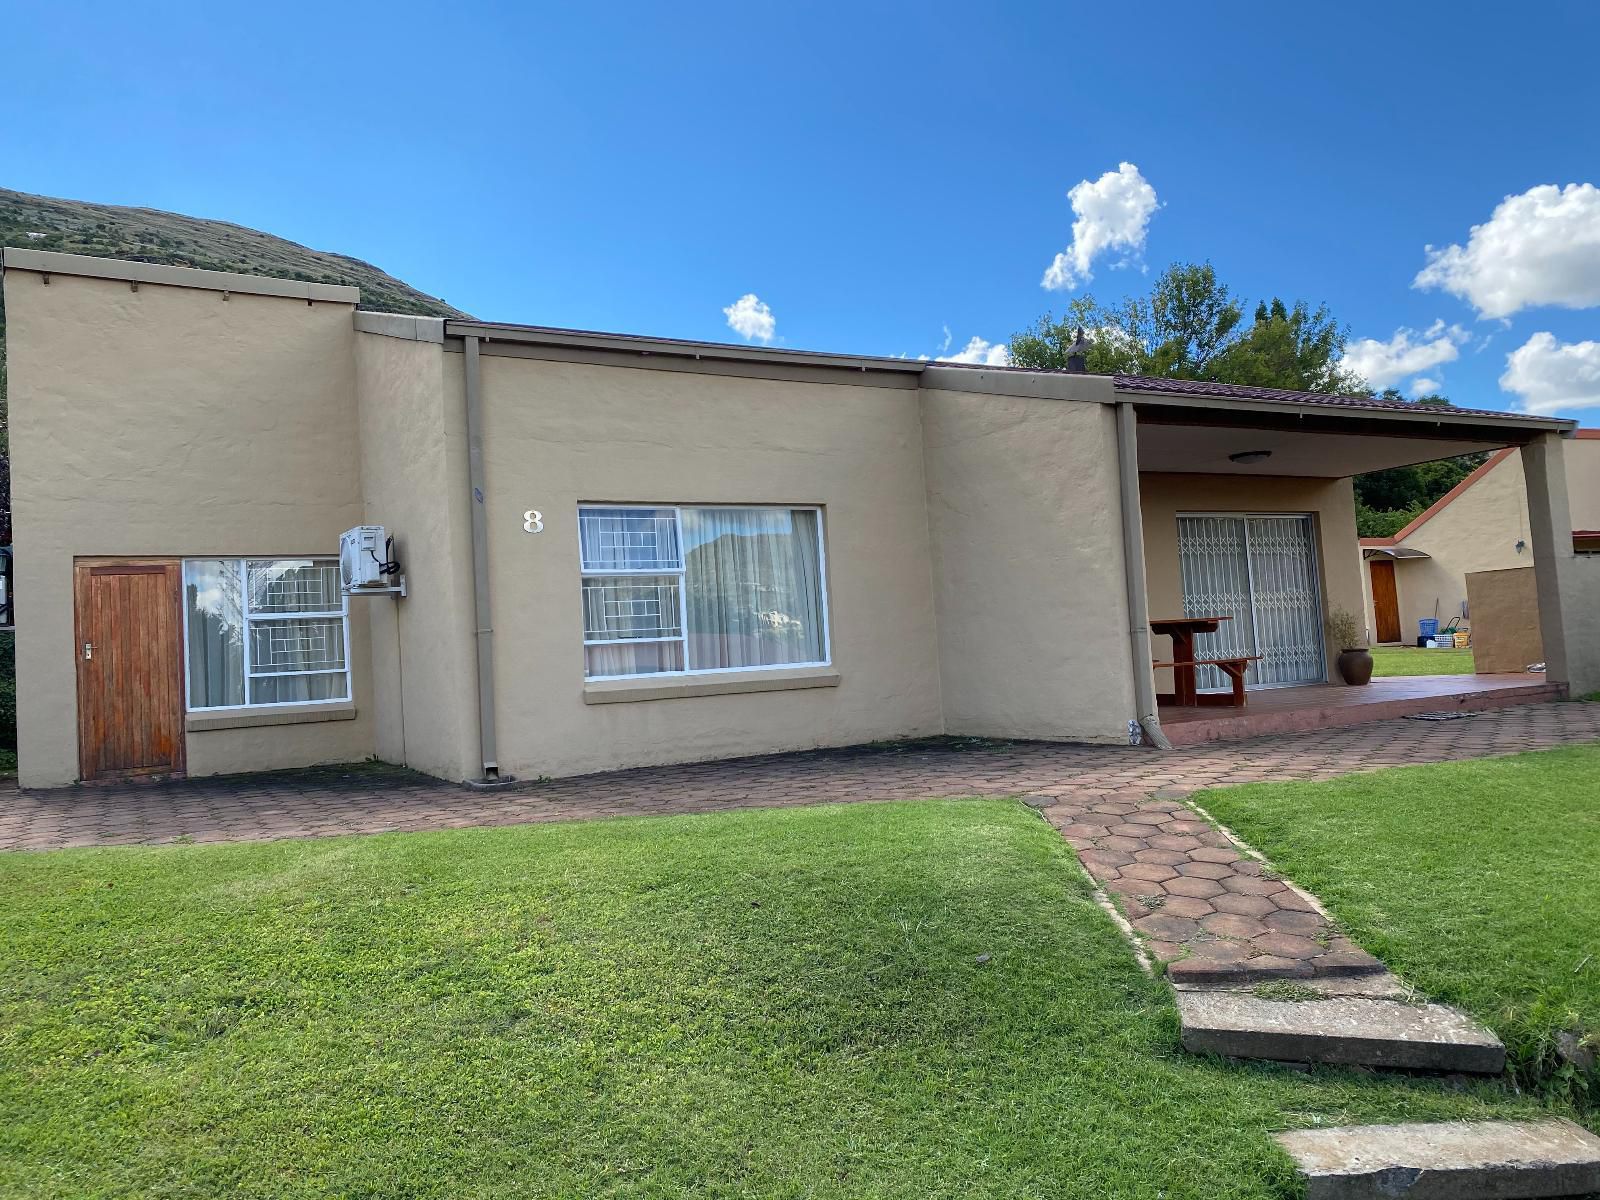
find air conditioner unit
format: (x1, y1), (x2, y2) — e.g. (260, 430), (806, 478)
(340, 525), (387, 590)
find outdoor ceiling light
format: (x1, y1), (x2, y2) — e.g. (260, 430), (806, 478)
(1229, 449), (1273, 465)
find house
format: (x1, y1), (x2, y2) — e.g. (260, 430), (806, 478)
(1360, 434), (1600, 645)
(3, 248), (1594, 789)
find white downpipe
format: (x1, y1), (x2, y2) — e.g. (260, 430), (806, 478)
(463, 336), (500, 780)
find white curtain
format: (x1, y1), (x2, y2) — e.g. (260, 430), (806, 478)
(186, 560), (246, 707)
(681, 508), (824, 670)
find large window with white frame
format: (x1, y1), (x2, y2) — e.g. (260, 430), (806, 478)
(183, 559), (351, 709)
(579, 505), (829, 679)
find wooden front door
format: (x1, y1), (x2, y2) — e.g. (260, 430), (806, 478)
(1370, 559), (1401, 644)
(74, 560), (186, 781)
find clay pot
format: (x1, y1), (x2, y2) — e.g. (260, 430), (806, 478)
(1336, 648), (1374, 686)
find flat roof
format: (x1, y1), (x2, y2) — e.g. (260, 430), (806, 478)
(0, 249), (1575, 436)
(446, 317), (1574, 433)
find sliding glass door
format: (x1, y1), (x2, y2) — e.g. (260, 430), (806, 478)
(1176, 514), (1325, 690)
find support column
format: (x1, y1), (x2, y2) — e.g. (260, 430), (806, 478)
(1520, 432), (1576, 690)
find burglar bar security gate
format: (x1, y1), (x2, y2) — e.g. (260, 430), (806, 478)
(1176, 514), (1325, 691)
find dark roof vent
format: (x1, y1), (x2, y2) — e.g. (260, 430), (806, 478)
(1065, 327), (1090, 374)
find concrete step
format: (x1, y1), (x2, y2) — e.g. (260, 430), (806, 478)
(1160, 682), (1562, 748)
(1175, 988), (1506, 1073)
(1275, 1119), (1600, 1199)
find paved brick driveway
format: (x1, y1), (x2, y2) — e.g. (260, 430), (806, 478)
(3, 701), (1598, 852)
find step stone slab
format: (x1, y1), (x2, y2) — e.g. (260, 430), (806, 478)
(1274, 1119), (1600, 1200)
(1176, 990), (1506, 1073)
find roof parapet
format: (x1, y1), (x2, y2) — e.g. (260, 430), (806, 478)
(0, 246), (360, 304)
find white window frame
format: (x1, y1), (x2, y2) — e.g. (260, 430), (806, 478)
(181, 557), (353, 712)
(579, 503), (831, 681)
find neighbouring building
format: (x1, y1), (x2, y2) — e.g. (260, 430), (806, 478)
(4, 248), (1594, 788)
(1360, 434), (1600, 645)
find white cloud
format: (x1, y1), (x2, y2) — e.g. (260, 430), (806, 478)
(1410, 377), (1441, 395)
(1414, 182), (1600, 319)
(1499, 331), (1600, 415)
(1041, 162), (1159, 291)
(722, 293), (776, 343)
(1341, 322), (1470, 390)
(939, 324), (952, 354)
(936, 335), (1011, 366)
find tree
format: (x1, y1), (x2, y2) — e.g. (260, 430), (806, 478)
(1010, 262), (1489, 537)
(1010, 262), (1364, 394)
(1010, 262), (1245, 377)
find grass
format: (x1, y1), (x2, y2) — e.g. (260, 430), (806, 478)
(1198, 746), (1600, 1115)
(1370, 644), (1475, 675)
(0, 800), (1541, 1199)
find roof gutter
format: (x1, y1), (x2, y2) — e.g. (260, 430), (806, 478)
(1115, 402), (1170, 749)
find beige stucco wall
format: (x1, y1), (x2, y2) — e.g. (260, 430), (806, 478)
(921, 389), (1134, 742)
(1140, 474), (1364, 688)
(1389, 453), (1532, 641)
(473, 354), (945, 779)
(5, 269), (375, 786)
(354, 332), (479, 781)
(1371, 437), (1598, 646)
(1464, 567), (1542, 673)
(1564, 437), (1600, 530)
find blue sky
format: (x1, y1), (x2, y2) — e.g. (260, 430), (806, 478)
(7, 1), (1599, 417)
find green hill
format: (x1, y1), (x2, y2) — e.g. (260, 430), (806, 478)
(0, 187), (472, 543)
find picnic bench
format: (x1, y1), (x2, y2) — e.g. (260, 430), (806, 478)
(1150, 615), (1261, 708)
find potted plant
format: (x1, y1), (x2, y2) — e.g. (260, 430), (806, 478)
(1326, 608), (1373, 685)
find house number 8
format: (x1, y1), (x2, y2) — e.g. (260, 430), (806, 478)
(523, 510), (545, 534)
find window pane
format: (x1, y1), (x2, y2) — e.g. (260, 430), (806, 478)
(582, 576), (682, 641)
(249, 617), (346, 674)
(250, 672), (350, 705)
(248, 560), (342, 613)
(682, 508), (825, 670)
(579, 508), (681, 571)
(585, 641), (684, 678)
(184, 560), (245, 708)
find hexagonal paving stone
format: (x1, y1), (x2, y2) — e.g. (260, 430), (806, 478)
(1212, 892), (1279, 917)
(1146, 940), (1185, 962)
(1121, 862), (1180, 882)
(1106, 823), (1156, 839)
(1186, 939), (1252, 963)
(1188, 846), (1243, 865)
(1160, 819), (1214, 836)
(1158, 895), (1217, 919)
(1252, 932), (1323, 959)
(1201, 912), (1268, 940)
(1166, 876), (1226, 899)
(1272, 888), (1321, 912)
(1133, 913), (1201, 942)
(1058, 823), (1111, 840)
(1122, 811), (1169, 825)
(1099, 835), (1148, 853)
(1221, 875), (1287, 896)
(1176, 860), (1234, 880)
(1133, 848), (1190, 867)
(1260, 908), (1326, 935)
(1147, 834), (1204, 851)
(1080, 849), (1136, 870)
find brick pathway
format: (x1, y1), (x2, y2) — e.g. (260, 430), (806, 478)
(1047, 791), (1384, 982)
(3, 702), (1598, 855)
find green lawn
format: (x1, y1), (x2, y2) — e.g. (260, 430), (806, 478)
(1370, 644), (1475, 675)
(0, 800), (1538, 1199)
(1198, 746), (1600, 1113)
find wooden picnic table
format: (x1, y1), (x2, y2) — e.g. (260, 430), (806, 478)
(1150, 615), (1257, 708)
